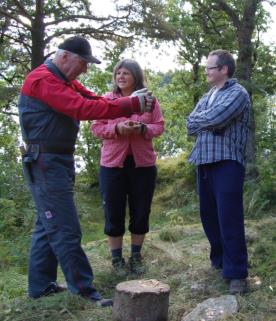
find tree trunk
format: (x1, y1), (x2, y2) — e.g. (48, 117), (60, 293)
(31, 0), (45, 69)
(192, 61), (200, 105)
(221, 0), (259, 178)
(235, 1), (259, 178)
(113, 279), (170, 321)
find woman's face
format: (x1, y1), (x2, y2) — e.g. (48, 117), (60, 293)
(115, 67), (136, 96)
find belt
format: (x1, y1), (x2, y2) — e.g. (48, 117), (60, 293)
(26, 143), (75, 155)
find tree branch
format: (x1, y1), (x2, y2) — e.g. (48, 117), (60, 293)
(0, 109), (19, 117)
(11, 0), (33, 20)
(0, 8), (32, 30)
(214, 0), (241, 29)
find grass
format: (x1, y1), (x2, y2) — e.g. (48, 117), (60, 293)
(1, 218), (275, 321)
(0, 155), (275, 321)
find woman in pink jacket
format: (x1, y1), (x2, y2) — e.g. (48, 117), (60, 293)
(91, 59), (164, 275)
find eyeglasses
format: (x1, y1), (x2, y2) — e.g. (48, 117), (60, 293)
(205, 66), (219, 71)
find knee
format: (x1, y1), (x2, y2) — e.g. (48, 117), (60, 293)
(104, 224), (125, 237)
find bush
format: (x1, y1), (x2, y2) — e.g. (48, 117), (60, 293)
(0, 198), (22, 238)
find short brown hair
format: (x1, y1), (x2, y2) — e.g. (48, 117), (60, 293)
(209, 50), (236, 77)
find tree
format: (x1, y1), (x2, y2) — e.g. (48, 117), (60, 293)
(189, 0), (272, 176)
(0, 0), (136, 70)
(162, 0), (273, 176)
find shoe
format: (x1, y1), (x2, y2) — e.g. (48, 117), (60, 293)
(229, 279), (247, 295)
(86, 290), (113, 308)
(129, 252), (145, 275)
(112, 257), (128, 276)
(40, 282), (67, 297)
(95, 298), (113, 307)
(54, 284), (67, 293)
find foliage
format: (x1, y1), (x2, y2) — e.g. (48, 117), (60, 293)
(0, 199), (21, 237)
(75, 121), (101, 186)
(0, 0), (138, 69)
(145, 70), (196, 156)
(251, 45), (276, 96)
(257, 155), (276, 207)
(0, 113), (27, 199)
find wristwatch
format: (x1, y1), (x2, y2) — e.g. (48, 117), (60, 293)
(140, 122), (147, 135)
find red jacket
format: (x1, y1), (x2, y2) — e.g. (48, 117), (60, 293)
(18, 60), (142, 148)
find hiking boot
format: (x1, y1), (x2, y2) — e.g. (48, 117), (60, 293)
(94, 298), (113, 307)
(229, 279), (247, 295)
(38, 282), (67, 298)
(129, 252), (146, 275)
(86, 290), (113, 308)
(112, 257), (128, 276)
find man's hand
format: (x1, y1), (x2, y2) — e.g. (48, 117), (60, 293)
(131, 88), (155, 113)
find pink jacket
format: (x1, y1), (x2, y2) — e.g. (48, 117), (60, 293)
(91, 92), (164, 168)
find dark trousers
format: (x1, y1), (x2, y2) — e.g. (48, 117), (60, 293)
(26, 153), (98, 298)
(198, 160), (248, 279)
(100, 156), (157, 236)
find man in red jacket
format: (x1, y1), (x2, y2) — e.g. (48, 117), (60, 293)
(18, 36), (153, 307)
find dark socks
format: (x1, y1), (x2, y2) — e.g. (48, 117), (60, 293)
(111, 248), (122, 258)
(131, 244), (142, 255)
(112, 245), (142, 258)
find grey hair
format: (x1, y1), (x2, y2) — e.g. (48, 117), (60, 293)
(55, 48), (78, 59)
(55, 48), (65, 58)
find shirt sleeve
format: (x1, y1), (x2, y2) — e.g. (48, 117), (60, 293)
(187, 86), (249, 135)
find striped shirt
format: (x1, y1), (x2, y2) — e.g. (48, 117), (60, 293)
(187, 78), (250, 166)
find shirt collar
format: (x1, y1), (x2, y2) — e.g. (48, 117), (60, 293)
(209, 78), (237, 94)
(44, 58), (69, 82)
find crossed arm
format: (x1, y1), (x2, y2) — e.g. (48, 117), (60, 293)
(187, 88), (249, 135)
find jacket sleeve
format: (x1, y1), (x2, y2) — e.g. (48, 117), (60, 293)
(187, 87), (249, 135)
(91, 92), (123, 139)
(143, 100), (165, 140)
(22, 75), (141, 120)
(91, 100), (165, 140)
(91, 119), (120, 139)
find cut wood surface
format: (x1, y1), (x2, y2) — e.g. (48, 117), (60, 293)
(113, 279), (170, 321)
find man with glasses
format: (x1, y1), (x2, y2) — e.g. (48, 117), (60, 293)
(18, 36), (154, 306)
(187, 49), (250, 295)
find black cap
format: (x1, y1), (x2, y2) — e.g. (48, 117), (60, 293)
(58, 36), (101, 64)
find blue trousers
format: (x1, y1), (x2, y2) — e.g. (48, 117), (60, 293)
(26, 153), (99, 299)
(198, 160), (248, 279)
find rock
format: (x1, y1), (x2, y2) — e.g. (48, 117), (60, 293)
(181, 295), (238, 321)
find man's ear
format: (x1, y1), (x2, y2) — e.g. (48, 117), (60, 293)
(62, 50), (69, 61)
(221, 65), (229, 76)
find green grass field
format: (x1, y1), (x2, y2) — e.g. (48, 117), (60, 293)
(0, 156), (275, 321)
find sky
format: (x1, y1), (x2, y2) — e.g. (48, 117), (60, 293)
(91, 1), (276, 73)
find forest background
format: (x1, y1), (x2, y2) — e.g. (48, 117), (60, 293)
(0, 1), (275, 321)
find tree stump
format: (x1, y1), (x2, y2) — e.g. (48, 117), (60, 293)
(113, 279), (170, 321)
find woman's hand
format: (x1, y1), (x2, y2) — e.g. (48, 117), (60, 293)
(116, 120), (146, 136)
